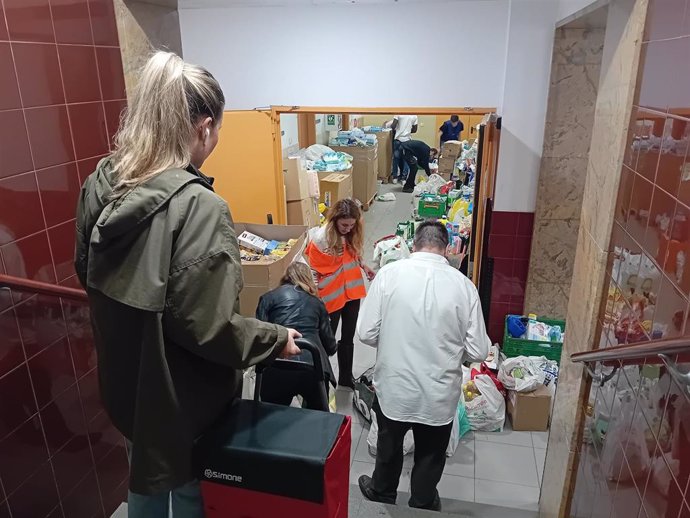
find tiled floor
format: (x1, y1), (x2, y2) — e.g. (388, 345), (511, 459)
(111, 183), (545, 517)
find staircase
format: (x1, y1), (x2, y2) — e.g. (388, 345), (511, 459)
(350, 486), (538, 518)
(111, 486), (539, 518)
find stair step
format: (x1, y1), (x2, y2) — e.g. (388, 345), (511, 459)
(349, 485), (538, 518)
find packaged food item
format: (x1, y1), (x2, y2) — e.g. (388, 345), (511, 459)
(238, 231), (270, 254)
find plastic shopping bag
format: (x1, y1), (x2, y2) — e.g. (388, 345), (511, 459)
(373, 235), (411, 269)
(498, 356), (546, 393)
(367, 409), (415, 457)
(464, 374), (506, 432)
(601, 396), (650, 481)
(458, 398), (472, 439)
(241, 367), (256, 400)
(446, 411), (460, 457)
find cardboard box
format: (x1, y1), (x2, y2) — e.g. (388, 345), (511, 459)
(438, 156), (455, 179)
(320, 172), (353, 207)
(507, 385), (552, 432)
(366, 130), (392, 182)
(283, 157), (310, 201)
(441, 140), (463, 160)
(331, 145), (378, 206)
(286, 198), (319, 227)
(235, 223), (308, 316)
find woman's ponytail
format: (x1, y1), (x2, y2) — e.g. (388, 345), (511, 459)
(110, 51), (225, 195)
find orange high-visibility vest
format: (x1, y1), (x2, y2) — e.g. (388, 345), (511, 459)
(305, 241), (366, 313)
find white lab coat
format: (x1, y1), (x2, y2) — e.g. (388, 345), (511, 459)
(356, 252), (490, 426)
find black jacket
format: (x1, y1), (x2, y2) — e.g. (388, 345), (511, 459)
(256, 284), (338, 386)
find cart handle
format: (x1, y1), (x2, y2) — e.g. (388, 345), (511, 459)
(254, 338), (325, 400)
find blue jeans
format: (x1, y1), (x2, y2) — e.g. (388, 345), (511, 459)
(126, 441), (204, 518)
(128, 482), (204, 518)
(392, 140), (410, 180)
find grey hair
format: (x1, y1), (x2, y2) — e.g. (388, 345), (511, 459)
(414, 221), (449, 251)
(110, 51), (225, 196)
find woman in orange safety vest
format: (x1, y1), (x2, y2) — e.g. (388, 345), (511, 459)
(304, 199), (375, 389)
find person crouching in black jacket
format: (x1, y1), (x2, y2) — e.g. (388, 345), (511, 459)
(256, 262), (338, 409)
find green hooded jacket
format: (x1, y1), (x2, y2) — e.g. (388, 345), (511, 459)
(74, 158), (288, 495)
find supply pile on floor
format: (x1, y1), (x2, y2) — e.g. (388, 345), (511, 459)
(283, 138), (378, 219)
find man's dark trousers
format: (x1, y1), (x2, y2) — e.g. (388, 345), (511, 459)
(370, 399), (453, 509)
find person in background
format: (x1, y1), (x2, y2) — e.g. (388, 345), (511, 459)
(256, 262), (338, 409)
(390, 114), (418, 183)
(400, 140), (435, 194)
(439, 115), (464, 147)
(303, 199), (375, 389)
(356, 221), (490, 512)
(75, 51), (301, 518)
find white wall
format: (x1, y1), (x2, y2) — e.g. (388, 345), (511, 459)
(557, 0), (602, 21)
(494, 0), (558, 212)
(279, 114), (299, 157)
(179, 1), (509, 109)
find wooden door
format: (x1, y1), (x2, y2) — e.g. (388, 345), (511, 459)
(202, 110), (286, 224)
(468, 114), (484, 142)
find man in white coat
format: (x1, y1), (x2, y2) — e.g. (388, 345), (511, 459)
(356, 221), (490, 512)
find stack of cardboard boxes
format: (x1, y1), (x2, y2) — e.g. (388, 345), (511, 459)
(318, 169), (353, 209)
(365, 129), (393, 184)
(284, 157), (320, 227)
(438, 140), (462, 180)
(331, 144), (378, 209)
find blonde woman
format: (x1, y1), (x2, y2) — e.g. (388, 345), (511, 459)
(74, 51), (300, 518)
(304, 199), (375, 389)
(256, 262), (338, 408)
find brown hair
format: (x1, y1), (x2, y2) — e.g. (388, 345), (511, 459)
(325, 199), (363, 257)
(281, 262), (319, 298)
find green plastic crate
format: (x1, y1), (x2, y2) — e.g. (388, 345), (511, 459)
(501, 315), (566, 365)
(418, 195), (446, 218)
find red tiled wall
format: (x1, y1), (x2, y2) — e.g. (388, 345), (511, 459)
(0, 1), (128, 517)
(486, 210), (534, 344)
(572, 2), (690, 517)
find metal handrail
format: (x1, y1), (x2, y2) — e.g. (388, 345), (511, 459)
(570, 337), (690, 364)
(572, 337), (690, 392)
(0, 274), (88, 302)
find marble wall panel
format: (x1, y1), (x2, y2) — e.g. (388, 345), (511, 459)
(113, 0), (183, 98)
(539, 1), (649, 517)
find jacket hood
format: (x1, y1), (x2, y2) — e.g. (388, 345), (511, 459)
(77, 158), (212, 311)
(89, 159), (204, 247)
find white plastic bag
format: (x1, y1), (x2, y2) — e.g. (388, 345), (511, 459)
(465, 374), (506, 432)
(376, 193), (397, 202)
(373, 236), (410, 269)
(367, 409), (415, 456)
(498, 356), (546, 393)
(601, 396), (650, 481)
(651, 455), (678, 497)
(446, 411), (460, 457)
(413, 173), (447, 197)
(241, 367), (256, 400)
(529, 356), (559, 387)
(305, 144), (335, 161)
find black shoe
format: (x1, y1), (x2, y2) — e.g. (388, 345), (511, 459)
(402, 187), (414, 193)
(358, 475), (396, 505)
(410, 491), (442, 512)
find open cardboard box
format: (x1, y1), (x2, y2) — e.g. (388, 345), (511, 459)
(235, 223), (308, 317)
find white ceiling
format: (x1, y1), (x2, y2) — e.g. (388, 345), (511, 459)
(179, 0), (487, 9)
